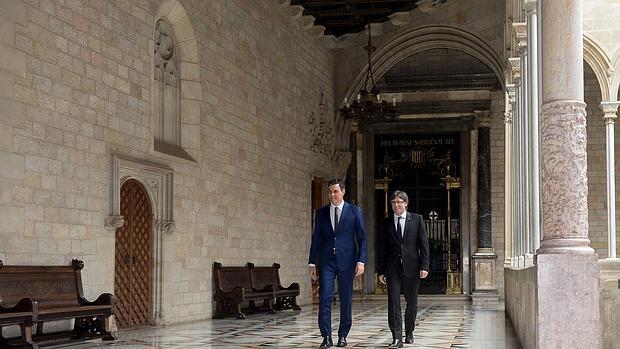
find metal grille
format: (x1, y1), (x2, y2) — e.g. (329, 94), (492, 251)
(115, 179), (153, 328)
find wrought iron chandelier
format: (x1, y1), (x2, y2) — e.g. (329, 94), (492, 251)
(339, 24), (399, 128)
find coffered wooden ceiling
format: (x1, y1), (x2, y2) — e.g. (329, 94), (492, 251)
(290, 0), (447, 37)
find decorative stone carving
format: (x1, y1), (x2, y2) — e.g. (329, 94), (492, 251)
(104, 215), (125, 231)
(474, 110), (492, 128)
(333, 151), (352, 180)
(600, 101), (619, 124)
(154, 20), (177, 87)
(512, 22), (527, 55)
(524, 0), (537, 15)
(539, 101), (590, 243)
(157, 220), (176, 235)
(309, 92), (334, 157)
(508, 58), (521, 85)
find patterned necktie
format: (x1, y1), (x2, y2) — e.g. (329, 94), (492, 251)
(397, 216), (403, 238)
(334, 207), (339, 231)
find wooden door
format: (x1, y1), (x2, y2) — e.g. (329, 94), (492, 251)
(115, 179), (153, 328)
(311, 177), (323, 304)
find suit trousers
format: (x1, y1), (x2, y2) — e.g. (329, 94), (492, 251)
(386, 264), (420, 339)
(318, 255), (354, 338)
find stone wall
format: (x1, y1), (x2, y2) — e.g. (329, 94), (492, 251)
(0, 0), (336, 324)
(504, 267), (537, 349)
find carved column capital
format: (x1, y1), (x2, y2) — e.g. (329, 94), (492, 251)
(474, 110), (492, 128)
(508, 58), (521, 85)
(524, 0), (537, 15)
(599, 101), (619, 124)
(512, 22), (528, 55)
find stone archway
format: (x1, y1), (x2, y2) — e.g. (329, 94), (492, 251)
(334, 25), (504, 150)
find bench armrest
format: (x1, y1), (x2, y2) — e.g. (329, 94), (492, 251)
(214, 286), (244, 300)
(0, 298), (38, 314)
(280, 282), (300, 291)
(253, 284), (275, 294)
(79, 292), (114, 306)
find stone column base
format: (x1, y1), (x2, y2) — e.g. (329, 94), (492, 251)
(537, 253), (601, 348)
(598, 258), (620, 349)
(471, 248), (499, 304)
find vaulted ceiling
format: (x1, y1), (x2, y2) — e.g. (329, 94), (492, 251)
(290, 0), (447, 37)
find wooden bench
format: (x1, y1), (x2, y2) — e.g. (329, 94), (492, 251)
(0, 259), (115, 348)
(212, 262), (275, 319)
(0, 298), (38, 348)
(247, 263), (301, 311)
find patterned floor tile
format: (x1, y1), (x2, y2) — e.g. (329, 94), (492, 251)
(39, 298), (520, 349)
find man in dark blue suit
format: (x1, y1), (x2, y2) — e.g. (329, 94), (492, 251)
(308, 178), (368, 348)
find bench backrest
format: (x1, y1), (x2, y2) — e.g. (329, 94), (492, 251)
(0, 260), (84, 308)
(247, 263), (281, 289)
(213, 262), (252, 292)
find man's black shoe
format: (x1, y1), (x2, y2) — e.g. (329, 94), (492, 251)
(388, 338), (403, 348)
(404, 332), (414, 344)
(320, 336), (333, 348)
(336, 337), (347, 347)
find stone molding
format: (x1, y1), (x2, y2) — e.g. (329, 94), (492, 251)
(539, 100), (593, 253)
(106, 155), (175, 234)
(584, 35), (612, 101)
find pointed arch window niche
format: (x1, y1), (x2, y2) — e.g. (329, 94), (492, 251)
(154, 19), (194, 161)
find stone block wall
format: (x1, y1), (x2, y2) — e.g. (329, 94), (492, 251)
(0, 0), (336, 324)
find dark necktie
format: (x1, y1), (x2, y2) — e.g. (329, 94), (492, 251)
(334, 207), (339, 231)
(397, 216), (403, 238)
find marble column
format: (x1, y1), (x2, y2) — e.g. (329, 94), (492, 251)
(508, 57), (521, 267)
(504, 86), (515, 268)
(600, 101), (619, 259)
(514, 21), (531, 264)
(525, 0), (541, 255)
(537, 0), (601, 347)
(471, 111), (498, 301)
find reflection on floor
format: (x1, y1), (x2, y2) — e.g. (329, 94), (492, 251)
(47, 297), (521, 348)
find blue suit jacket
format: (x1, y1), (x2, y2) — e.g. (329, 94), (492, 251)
(308, 202), (368, 272)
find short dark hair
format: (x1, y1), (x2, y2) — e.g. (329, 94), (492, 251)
(328, 178), (345, 191)
(390, 190), (408, 204)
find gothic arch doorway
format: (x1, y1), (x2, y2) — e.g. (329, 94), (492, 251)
(115, 179), (153, 328)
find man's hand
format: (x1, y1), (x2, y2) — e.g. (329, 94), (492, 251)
(378, 274), (387, 285)
(420, 270), (428, 279)
(309, 266), (318, 281)
(355, 263), (365, 277)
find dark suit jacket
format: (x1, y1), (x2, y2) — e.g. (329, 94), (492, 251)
(308, 202), (368, 273)
(376, 212), (430, 278)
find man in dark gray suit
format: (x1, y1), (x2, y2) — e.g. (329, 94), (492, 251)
(377, 190), (430, 348)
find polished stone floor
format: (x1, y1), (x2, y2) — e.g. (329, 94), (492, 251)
(46, 297), (521, 348)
